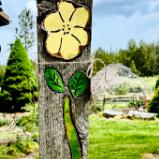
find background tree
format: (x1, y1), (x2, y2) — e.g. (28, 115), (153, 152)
(93, 40), (159, 76)
(93, 48), (116, 74)
(0, 65), (5, 86)
(16, 9), (34, 51)
(130, 60), (138, 74)
(0, 39), (37, 112)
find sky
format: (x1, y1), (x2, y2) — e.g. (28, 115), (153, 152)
(0, 0), (159, 65)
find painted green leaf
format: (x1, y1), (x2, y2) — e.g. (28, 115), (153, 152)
(64, 95), (81, 159)
(44, 67), (65, 93)
(69, 71), (90, 97)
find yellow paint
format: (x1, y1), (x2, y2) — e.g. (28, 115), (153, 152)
(42, 1), (90, 60)
(59, 1), (75, 22)
(70, 7), (89, 28)
(71, 28), (88, 45)
(44, 12), (63, 32)
(46, 32), (62, 56)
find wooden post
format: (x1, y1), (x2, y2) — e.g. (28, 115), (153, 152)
(37, 0), (92, 158)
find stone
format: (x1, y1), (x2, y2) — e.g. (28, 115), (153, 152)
(103, 110), (125, 118)
(128, 111), (157, 120)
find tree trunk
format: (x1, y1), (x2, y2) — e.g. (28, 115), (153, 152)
(37, 0), (92, 158)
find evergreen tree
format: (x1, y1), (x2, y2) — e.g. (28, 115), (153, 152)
(0, 65), (5, 86)
(0, 39), (35, 112)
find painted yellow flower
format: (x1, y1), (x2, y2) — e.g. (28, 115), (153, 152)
(42, 1), (90, 60)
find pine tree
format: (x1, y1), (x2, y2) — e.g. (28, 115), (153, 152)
(0, 39), (36, 112)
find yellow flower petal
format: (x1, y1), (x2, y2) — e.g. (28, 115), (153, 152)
(71, 28), (88, 46)
(43, 12), (63, 32)
(70, 7), (89, 28)
(60, 34), (80, 60)
(59, 1), (75, 22)
(46, 32), (62, 56)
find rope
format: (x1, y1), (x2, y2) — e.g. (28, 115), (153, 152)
(37, 57), (106, 79)
(37, 60), (91, 65)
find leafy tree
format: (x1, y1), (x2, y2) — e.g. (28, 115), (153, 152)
(16, 9), (34, 51)
(0, 39), (36, 112)
(130, 60), (138, 74)
(93, 40), (159, 76)
(116, 49), (130, 67)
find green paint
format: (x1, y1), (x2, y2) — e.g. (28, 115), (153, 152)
(44, 68), (89, 158)
(64, 95), (81, 159)
(69, 71), (90, 97)
(44, 67), (65, 93)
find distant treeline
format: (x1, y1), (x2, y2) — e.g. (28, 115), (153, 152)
(93, 39), (159, 76)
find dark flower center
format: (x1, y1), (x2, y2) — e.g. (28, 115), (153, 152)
(62, 24), (71, 35)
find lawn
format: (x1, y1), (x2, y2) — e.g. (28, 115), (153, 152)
(0, 113), (159, 159)
(88, 115), (159, 159)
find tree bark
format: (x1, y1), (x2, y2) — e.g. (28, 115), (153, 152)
(37, 0), (92, 158)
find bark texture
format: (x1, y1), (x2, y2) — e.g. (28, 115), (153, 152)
(37, 0), (92, 159)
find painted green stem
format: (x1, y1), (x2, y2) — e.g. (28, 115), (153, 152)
(64, 95), (81, 159)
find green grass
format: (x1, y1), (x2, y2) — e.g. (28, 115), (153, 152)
(104, 102), (128, 109)
(141, 76), (158, 89)
(1, 113), (159, 159)
(88, 115), (159, 159)
(0, 138), (39, 159)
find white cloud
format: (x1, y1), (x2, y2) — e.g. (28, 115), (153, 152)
(26, 0), (37, 16)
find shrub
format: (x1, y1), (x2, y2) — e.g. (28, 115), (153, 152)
(155, 79), (159, 89)
(113, 84), (129, 95)
(148, 88), (159, 115)
(0, 136), (38, 158)
(0, 119), (9, 127)
(129, 87), (142, 93)
(128, 99), (144, 110)
(31, 132), (39, 142)
(16, 104), (38, 132)
(15, 136), (37, 154)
